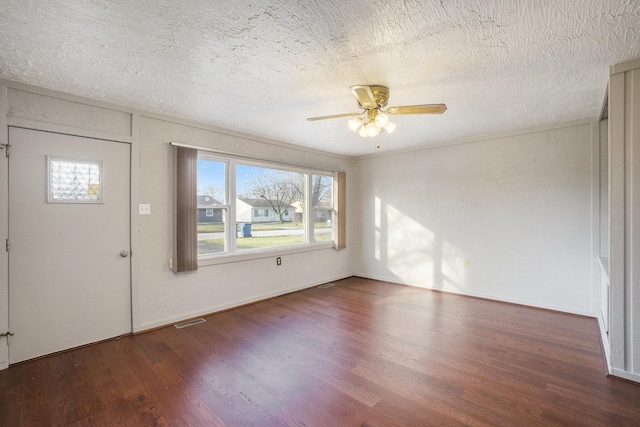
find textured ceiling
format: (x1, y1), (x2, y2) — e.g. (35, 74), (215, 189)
(1, 1), (639, 157)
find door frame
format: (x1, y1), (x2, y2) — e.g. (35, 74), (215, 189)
(0, 80), (141, 369)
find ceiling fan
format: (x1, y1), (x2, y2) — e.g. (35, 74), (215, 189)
(307, 85), (447, 137)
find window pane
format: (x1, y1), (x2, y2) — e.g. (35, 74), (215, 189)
(48, 157), (102, 203)
(312, 174), (333, 242)
(236, 164), (305, 251)
(197, 157), (226, 256)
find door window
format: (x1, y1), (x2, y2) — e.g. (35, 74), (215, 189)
(48, 157), (103, 203)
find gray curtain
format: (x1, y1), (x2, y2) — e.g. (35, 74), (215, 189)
(172, 145), (198, 272)
(334, 171), (346, 250)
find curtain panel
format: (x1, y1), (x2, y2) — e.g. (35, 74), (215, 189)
(172, 145), (198, 272)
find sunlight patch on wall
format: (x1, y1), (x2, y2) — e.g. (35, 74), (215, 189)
(376, 201), (466, 291)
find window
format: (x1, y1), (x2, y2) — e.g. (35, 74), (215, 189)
(188, 150), (343, 262)
(236, 163), (304, 252)
(196, 156), (228, 257)
(311, 174), (334, 243)
(48, 157), (103, 203)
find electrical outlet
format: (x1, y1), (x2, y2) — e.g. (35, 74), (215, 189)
(456, 257), (462, 266)
(276, 257), (282, 266)
(139, 204), (151, 215)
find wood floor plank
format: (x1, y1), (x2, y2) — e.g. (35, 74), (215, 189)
(2, 277), (640, 426)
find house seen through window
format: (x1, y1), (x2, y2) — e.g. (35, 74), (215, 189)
(196, 154), (335, 258)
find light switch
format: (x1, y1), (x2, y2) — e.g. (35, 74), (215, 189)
(139, 204), (151, 215)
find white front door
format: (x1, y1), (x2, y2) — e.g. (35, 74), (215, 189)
(8, 127), (131, 364)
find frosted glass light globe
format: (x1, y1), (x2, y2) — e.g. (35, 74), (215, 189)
(384, 121), (397, 134)
(348, 117), (363, 131)
(375, 113), (389, 127)
(365, 123), (381, 137)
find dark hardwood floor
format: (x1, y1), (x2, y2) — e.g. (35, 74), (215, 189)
(1, 277), (639, 426)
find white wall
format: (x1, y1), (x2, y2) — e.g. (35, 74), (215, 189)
(597, 119), (610, 361)
(354, 123), (595, 316)
(0, 83), (354, 362)
(0, 80), (601, 370)
(135, 116), (354, 330)
(607, 58), (640, 383)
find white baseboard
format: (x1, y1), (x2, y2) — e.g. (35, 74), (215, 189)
(609, 368), (640, 384)
(134, 273), (351, 333)
(597, 314), (611, 374)
(353, 272), (596, 317)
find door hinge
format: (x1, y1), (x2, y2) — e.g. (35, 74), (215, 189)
(5, 239), (9, 252)
(4, 144), (10, 158)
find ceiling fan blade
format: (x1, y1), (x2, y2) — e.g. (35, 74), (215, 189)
(350, 85), (378, 109)
(386, 104), (447, 115)
(306, 112), (362, 121)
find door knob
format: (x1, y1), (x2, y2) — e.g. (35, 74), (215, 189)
(120, 250), (129, 258)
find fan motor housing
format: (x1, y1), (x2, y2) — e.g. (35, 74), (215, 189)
(366, 85), (389, 108)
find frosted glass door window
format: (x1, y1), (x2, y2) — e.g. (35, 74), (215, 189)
(48, 157), (103, 203)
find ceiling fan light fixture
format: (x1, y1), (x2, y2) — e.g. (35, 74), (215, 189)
(365, 122), (381, 137)
(348, 117), (363, 131)
(306, 84), (446, 141)
(374, 113), (389, 127)
(383, 121), (397, 134)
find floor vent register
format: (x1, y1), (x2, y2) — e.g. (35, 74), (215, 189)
(174, 318), (206, 329)
(317, 283), (335, 289)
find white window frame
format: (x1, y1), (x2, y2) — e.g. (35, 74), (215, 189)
(197, 153), (335, 266)
(205, 208), (214, 217)
(311, 172), (335, 243)
(197, 153), (231, 256)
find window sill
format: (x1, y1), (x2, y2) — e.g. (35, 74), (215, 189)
(197, 242), (336, 266)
